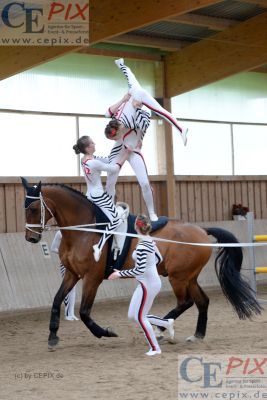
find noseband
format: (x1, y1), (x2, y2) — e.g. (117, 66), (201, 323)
(25, 193), (55, 236)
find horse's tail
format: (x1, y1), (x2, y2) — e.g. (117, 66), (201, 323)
(205, 227), (262, 319)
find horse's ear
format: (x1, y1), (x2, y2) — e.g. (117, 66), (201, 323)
(21, 177), (29, 190)
(36, 181), (42, 192)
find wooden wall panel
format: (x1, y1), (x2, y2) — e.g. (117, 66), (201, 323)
(260, 182), (267, 219)
(5, 185), (16, 233)
(0, 185), (6, 233)
(175, 176), (267, 223)
(1, 176), (267, 232)
(201, 182), (209, 222)
(15, 185), (25, 233)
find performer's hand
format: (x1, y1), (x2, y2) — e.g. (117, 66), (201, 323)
(125, 145), (133, 154)
(108, 270), (121, 280)
(122, 93), (131, 102)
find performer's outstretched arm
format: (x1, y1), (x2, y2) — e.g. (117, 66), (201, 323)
(105, 93), (131, 118)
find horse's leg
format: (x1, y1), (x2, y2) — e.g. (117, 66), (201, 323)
(186, 280), (209, 342)
(79, 273), (118, 338)
(48, 270), (79, 350)
(156, 276), (194, 341)
(163, 291), (194, 323)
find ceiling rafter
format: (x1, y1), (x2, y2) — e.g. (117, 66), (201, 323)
(89, 0), (224, 44)
(164, 11), (267, 97)
(105, 34), (187, 51)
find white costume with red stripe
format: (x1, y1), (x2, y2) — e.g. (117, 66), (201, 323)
(119, 238), (170, 352)
(105, 112), (156, 218)
(115, 58), (187, 144)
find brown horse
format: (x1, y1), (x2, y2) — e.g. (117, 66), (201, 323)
(21, 178), (261, 350)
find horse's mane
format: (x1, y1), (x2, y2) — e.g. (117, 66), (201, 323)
(42, 183), (93, 207)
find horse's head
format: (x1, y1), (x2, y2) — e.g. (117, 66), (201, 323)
(21, 177), (53, 244)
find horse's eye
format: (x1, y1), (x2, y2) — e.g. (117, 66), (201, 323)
(30, 207), (38, 214)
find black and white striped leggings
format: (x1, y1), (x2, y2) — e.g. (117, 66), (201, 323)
(88, 191), (121, 250)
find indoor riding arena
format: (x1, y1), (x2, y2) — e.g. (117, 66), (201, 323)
(1, 1), (267, 399)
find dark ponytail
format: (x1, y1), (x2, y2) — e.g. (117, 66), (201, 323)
(73, 144), (80, 154)
(73, 136), (90, 155)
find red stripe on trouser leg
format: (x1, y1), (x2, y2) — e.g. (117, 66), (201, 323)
(142, 102), (183, 133)
(134, 151), (154, 206)
(138, 282), (157, 351)
(133, 151), (148, 176)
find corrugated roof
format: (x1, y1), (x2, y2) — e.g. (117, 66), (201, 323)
(194, 0), (266, 21)
(133, 21), (217, 43)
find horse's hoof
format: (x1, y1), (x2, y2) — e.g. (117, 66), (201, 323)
(186, 335), (203, 343)
(106, 327), (118, 337)
(48, 336), (59, 351)
(167, 337), (177, 344)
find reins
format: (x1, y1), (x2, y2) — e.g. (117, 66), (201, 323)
(25, 193), (108, 236)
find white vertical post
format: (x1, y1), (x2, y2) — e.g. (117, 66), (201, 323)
(230, 123), (235, 176)
(247, 211), (257, 295)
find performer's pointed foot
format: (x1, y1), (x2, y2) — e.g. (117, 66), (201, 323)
(93, 244), (102, 262)
(181, 127), (188, 146)
(146, 348), (161, 356)
(65, 315), (79, 321)
(115, 58), (124, 68)
(149, 213), (158, 222)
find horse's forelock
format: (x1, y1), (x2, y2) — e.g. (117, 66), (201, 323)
(24, 185), (41, 209)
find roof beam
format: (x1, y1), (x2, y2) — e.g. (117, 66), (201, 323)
(105, 34), (187, 51)
(165, 11), (267, 97)
(78, 47), (162, 61)
(89, 0), (224, 44)
(0, 46), (80, 81)
(250, 66), (267, 73)
(166, 13), (238, 31)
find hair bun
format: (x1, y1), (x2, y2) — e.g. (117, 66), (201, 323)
(73, 144), (80, 154)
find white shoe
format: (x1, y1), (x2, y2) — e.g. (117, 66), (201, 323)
(65, 315), (79, 321)
(149, 213), (158, 222)
(146, 348), (161, 356)
(167, 319), (175, 340)
(181, 127), (188, 146)
(93, 244), (102, 262)
(115, 58), (124, 68)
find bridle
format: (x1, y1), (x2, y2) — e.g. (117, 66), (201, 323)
(25, 192), (55, 236)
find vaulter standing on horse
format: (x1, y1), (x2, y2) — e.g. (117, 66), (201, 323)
(104, 97), (158, 222)
(73, 135), (132, 262)
(109, 214), (175, 356)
